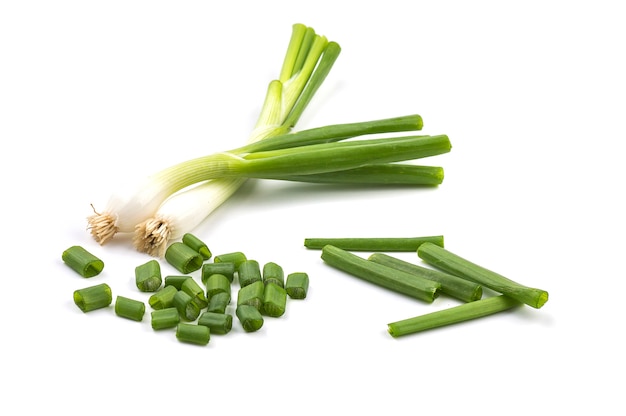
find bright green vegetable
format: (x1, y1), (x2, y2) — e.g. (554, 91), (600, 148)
(62, 246), (104, 278)
(205, 273), (231, 300)
(182, 233), (212, 260)
(417, 243), (549, 309)
(151, 307), (180, 330)
(281, 164), (444, 186)
(135, 259), (162, 292)
(165, 242), (204, 274)
(173, 291), (201, 322)
(237, 260), (262, 287)
(73, 283), (112, 312)
(368, 253), (482, 303)
(148, 285), (178, 310)
(321, 245), (440, 303)
(236, 305), (264, 332)
(181, 278), (208, 309)
(207, 292), (231, 314)
(285, 272), (309, 299)
(387, 295), (522, 337)
(305, 236), (444, 251)
(176, 323), (210, 346)
(164, 275), (190, 290)
(114, 296), (145, 322)
(262, 283), (287, 317)
(198, 312), (233, 335)
(263, 262), (284, 288)
(237, 280), (265, 311)
(201, 262), (236, 284)
(214, 252), (247, 269)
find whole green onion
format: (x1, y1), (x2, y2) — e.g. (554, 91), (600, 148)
(176, 323), (210, 346)
(305, 236), (444, 251)
(73, 283), (112, 312)
(114, 296), (145, 322)
(62, 246), (104, 278)
(182, 233), (212, 260)
(165, 242), (204, 274)
(135, 259), (162, 292)
(321, 245), (440, 303)
(151, 307), (180, 330)
(236, 305), (264, 333)
(368, 253), (482, 303)
(387, 295), (522, 337)
(285, 272), (309, 299)
(417, 243), (549, 309)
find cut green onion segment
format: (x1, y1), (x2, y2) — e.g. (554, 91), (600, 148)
(321, 245), (440, 303)
(62, 246), (104, 278)
(285, 272), (309, 299)
(387, 295), (522, 337)
(164, 275), (191, 290)
(114, 296), (145, 322)
(202, 262), (236, 284)
(73, 283), (112, 313)
(262, 283), (287, 317)
(198, 312), (233, 335)
(305, 236), (444, 252)
(135, 259), (162, 292)
(181, 278), (208, 309)
(207, 292), (231, 314)
(151, 307), (180, 330)
(263, 262), (285, 288)
(165, 242), (204, 274)
(417, 243), (549, 309)
(205, 273), (231, 300)
(237, 280), (265, 311)
(368, 253), (482, 303)
(236, 305), (264, 333)
(173, 291), (201, 322)
(238, 260), (262, 287)
(149, 285), (178, 310)
(182, 233), (212, 260)
(214, 252), (247, 269)
(176, 323), (210, 346)
(282, 164), (444, 186)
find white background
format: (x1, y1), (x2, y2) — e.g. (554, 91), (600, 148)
(2, 1), (624, 414)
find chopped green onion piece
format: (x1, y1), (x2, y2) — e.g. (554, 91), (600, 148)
(305, 236), (444, 251)
(135, 259), (162, 292)
(280, 164), (444, 186)
(173, 290), (201, 321)
(148, 285), (178, 310)
(181, 278), (208, 309)
(417, 243), (549, 309)
(176, 323), (210, 346)
(388, 295), (522, 337)
(321, 245), (440, 303)
(201, 262), (236, 284)
(73, 283), (112, 312)
(62, 246), (104, 278)
(263, 262), (284, 288)
(262, 283), (287, 317)
(236, 115), (424, 154)
(238, 260), (262, 287)
(207, 292), (231, 314)
(182, 233), (212, 260)
(165, 242), (204, 274)
(368, 253), (482, 303)
(114, 296), (145, 322)
(236, 305), (264, 332)
(164, 275), (191, 290)
(285, 272), (309, 299)
(151, 307), (180, 330)
(198, 311), (233, 335)
(205, 273), (231, 299)
(237, 280), (265, 311)
(213, 251), (247, 269)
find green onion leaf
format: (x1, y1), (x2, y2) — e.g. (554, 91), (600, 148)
(237, 280), (265, 311)
(213, 252), (247, 269)
(205, 273), (231, 300)
(173, 290), (201, 322)
(305, 236), (444, 252)
(262, 262), (285, 288)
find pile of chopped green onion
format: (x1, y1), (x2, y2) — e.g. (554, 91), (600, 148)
(65, 234), (309, 346)
(307, 236), (549, 337)
(86, 23), (451, 257)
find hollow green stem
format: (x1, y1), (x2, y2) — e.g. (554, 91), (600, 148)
(73, 283), (112, 312)
(238, 260), (262, 287)
(321, 245), (440, 303)
(135, 259), (162, 292)
(262, 262), (285, 288)
(176, 323), (210, 346)
(281, 164), (444, 186)
(262, 283), (287, 317)
(165, 242), (204, 274)
(182, 233), (211, 260)
(115, 296), (145, 322)
(387, 295), (522, 337)
(285, 272), (309, 299)
(62, 246), (104, 278)
(149, 285), (178, 310)
(305, 236), (444, 251)
(236, 305), (264, 332)
(202, 262), (236, 284)
(151, 307), (180, 330)
(198, 312), (233, 335)
(417, 243), (549, 309)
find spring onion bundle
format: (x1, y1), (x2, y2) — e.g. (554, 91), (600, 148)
(87, 24), (452, 257)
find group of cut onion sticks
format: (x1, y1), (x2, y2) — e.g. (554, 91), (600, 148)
(87, 24), (451, 257)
